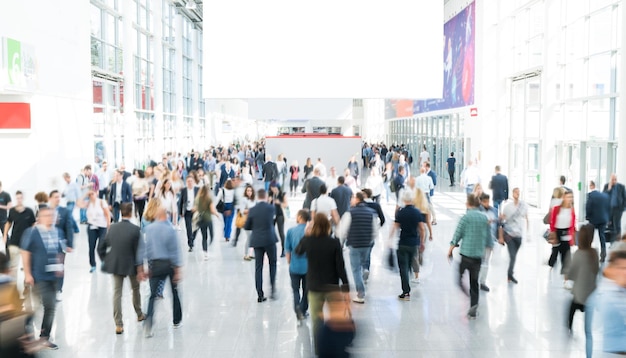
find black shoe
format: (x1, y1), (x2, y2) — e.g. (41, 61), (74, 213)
(480, 284), (490, 292)
(467, 305), (478, 319)
(188, 247), (193, 252)
(280, 252), (285, 258)
(508, 277), (518, 284)
(398, 292), (410, 301)
(257, 296), (267, 303)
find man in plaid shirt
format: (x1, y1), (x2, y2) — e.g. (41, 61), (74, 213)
(448, 194), (490, 319)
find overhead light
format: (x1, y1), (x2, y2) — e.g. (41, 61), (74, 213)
(185, 0), (197, 10)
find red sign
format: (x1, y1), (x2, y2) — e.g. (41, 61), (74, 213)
(470, 107), (478, 117)
(0, 102), (31, 129)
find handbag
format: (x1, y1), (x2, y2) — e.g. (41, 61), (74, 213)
(235, 211), (247, 229)
(543, 230), (558, 245)
(216, 189), (225, 213)
(149, 259), (173, 277)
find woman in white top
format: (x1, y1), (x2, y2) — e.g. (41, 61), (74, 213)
(548, 190), (576, 276)
(216, 179), (237, 242)
(310, 184), (340, 226)
(411, 188), (433, 283)
(234, 184), (256, 260)
(78, 190), (110, 272)
(240, 161), (254, 186)
(156, 178), (178, 226)
(365, 167), (384, 203)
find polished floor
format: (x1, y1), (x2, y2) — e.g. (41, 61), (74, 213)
(27, 186), (602, 357)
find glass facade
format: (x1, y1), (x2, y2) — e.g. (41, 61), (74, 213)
(90, 0), (209, 168)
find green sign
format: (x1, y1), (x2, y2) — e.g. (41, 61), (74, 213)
(6, 38), (21, 86)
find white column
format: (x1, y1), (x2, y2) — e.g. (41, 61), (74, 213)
(618, 1), (626, 180)
(153, 0), (164, 157)
(175, 12), (185, 151)
(122, 0), (138, 167)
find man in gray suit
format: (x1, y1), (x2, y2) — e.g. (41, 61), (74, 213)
(98, 203), (145, 334)
(302, 168), (325, 210)
(244, 189), (278, 302)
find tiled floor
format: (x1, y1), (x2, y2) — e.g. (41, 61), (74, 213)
(29, 186), (598, 357)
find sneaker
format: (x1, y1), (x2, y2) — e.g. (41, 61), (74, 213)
(411, 277), (420, 284)
(257, 296), (267, 303)
(398, 293), (410, 301)
(480, 284), (490, 292)
(362, 269), (370, 282)
(39, 339), (59, 350)
(188, 247), (193, 252)
(144, 326), (153, 338)
(56, 291), (62, 302)
(564, 280), (573, 290)
(508, 277), (518, 284)
(352, 297), (365, 304)
(243, 255), (252, 261)
(204, 253), (209, 261)
(116, 326), (124, 334)
(173, 322), (183, 329)
(89, 266), (96, 273)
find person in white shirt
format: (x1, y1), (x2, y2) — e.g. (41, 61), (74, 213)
(96, 161), (113, 200)
(310, 184), (340, 226)
(419, 145), (430, 167)
(325, 167), (339, 193)
(415, 168), (434, 198)
(364, 167), (384, 203)
(314, 158), (327, 180)
(461, 161), (482, 195)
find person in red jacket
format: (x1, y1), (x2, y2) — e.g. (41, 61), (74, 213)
(548, 190), (576, 277)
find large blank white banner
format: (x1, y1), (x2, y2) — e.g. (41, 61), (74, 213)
(203, 0), (443, 99)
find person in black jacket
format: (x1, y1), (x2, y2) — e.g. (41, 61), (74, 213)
(262, 155), (279, 192)
(295, 213), (350, 356)
(603, 174), (626, 243)
(98, 203), (145, 334)
(587, 180), (610, 261)
(244, 189), (278, 302)
(179, 176), (199, 252)
(302, 168), (325, 210)
(488, 165), (509, 212)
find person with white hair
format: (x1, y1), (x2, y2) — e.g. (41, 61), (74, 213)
(389, 190), (426, 301)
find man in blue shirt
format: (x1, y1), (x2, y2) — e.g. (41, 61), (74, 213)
(284, 209), (310, 322)
(446, 152), (456, 186)
(21, 206), (65, 349)
(137, 206), (183, 337)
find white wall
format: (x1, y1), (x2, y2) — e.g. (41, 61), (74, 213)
(0, 1), (92, 204)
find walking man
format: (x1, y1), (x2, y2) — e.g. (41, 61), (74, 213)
(498, 188), (528, 284)
(99, 203), (145, 334)
(48, 190), (74, 301)
(424, 162), (438, 225)
(179, 176), (199, 252)
(478, 193), (498, 292)
(137, 206), (183, 337)
(447, 194), (490, 319)
(244, 189), (278, 302)
(108, 170), (132, 222)
(586, 181), (610, 262)
(446, 152), (456, 186)
(337, 192), (378, 304)
(603, 174), (626, 243)
(284, 209), (310, 322)
(20, 206), (65, 349)
(489, 165), (509, 212)
(62, 172), (81, 233)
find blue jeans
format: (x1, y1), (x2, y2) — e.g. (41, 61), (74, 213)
(87, 226), (107, 267)
(112, 203), (121, 223)
(465, 184), (475, 195)
(349, 246), (370, 298)
(593, 223), (607, 260)
(290, 272), (308, 316)
(66, 201), (79, 233)
(146, 266), (182, 330)
(223, 203), (234, 239)
(493, 199), (503, 212)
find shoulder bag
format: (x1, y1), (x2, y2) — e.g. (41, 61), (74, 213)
(235, 210), (247, 229)
(216, 189), (225, 213)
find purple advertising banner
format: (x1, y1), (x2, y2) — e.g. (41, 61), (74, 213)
(415, 1), (475, 113)
(385, 1), (475, 118)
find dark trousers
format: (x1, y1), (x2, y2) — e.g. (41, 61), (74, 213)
(98, 189), (108, 200)
(112, 202), (121, 222)
(290, 272), (308, 316)
(184, 210), (197, 248)
(65, 201), (79, 233)
(253, 244), (277, 298)
(275, 216), (285, 255)
(568, 300), (585, 330)
(57, 252), (66, 292)
(87, 226), (107, 267)
(548, 235), (571, 274)
(397, 245), (417, 294)
(199, 220), (214, 251)
(290, 179), (298, 193)
(505, 235), (522, 279)
(593, 223), (607, 260)
(146, 268), (182, 329)
(448, 169), (455, 185)
(459, 255), (481, 307)
(33, 280), (57, 339)
(134, 198), (146, 219)
(609, 208), (623, 242)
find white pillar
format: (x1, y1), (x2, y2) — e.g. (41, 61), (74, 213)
(122, 0), (138, 167)
(618, 1), (626, 180)
(153, 1), (164, 157)
(175, 12), (185, 151)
